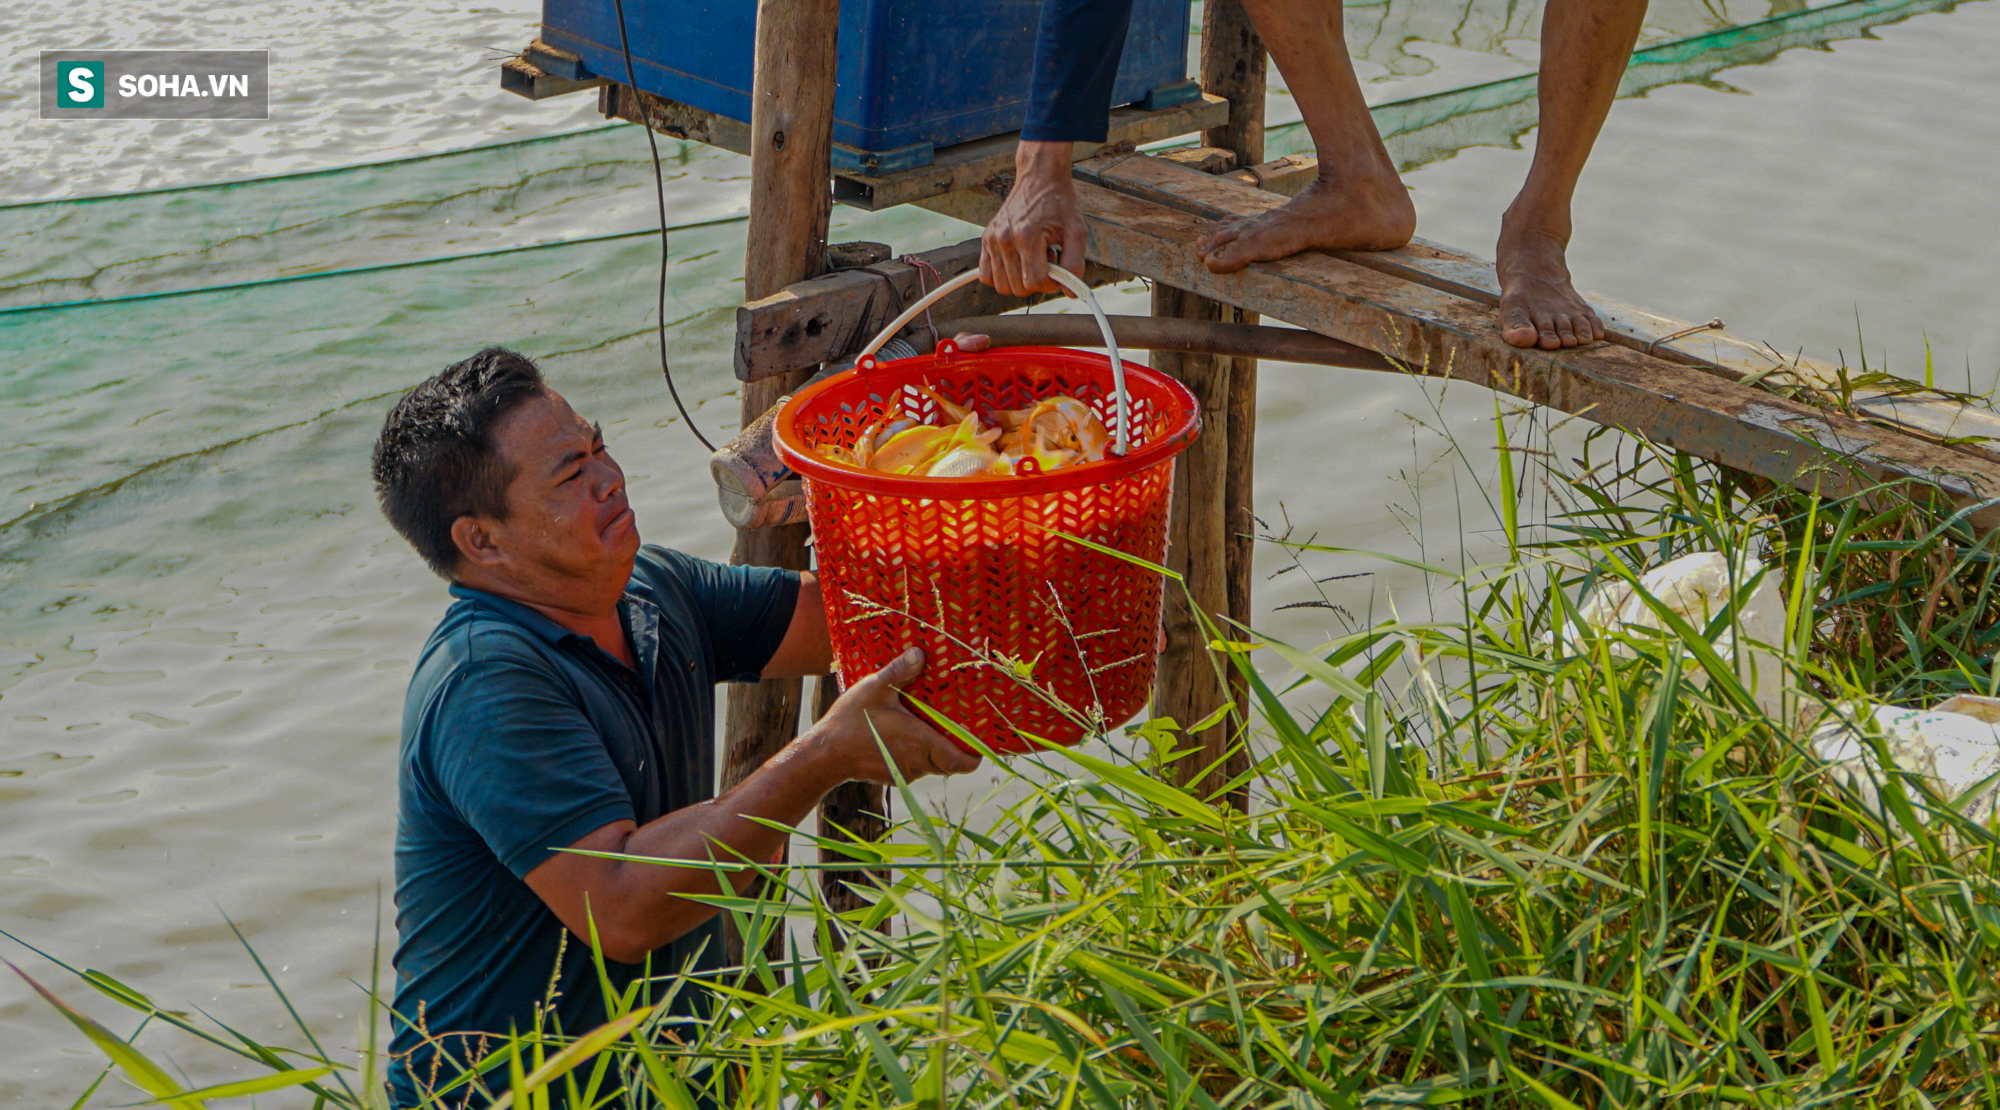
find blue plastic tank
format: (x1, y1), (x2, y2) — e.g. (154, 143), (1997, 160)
(538, 0), (1194, 172)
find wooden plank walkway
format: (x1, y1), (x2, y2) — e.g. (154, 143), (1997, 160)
(1113, 152), (2000, 458)
(897, 152), (2000, 531)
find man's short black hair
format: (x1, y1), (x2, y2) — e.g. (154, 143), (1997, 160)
(372, 347), (547, 579)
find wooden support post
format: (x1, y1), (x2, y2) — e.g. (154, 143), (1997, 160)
(1200, 0), (1266, 166)
(1222, 304), (1257, 680)
(1206, 0), (1266, 803)
(1151, 284), (1234, 802)
(722, 0), (840, 969)
(815, 678), (889, 946)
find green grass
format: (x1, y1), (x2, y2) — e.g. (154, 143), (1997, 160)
(16, 432), (2000, 1109)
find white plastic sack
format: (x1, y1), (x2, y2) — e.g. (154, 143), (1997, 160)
(1812, 695), (2000, 840)
(1565, 551), (1789, 719)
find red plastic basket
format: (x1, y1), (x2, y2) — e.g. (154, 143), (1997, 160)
(773, 268), (1199, 753)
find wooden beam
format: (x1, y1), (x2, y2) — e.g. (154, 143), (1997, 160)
(911, 314), (1390, 369)
(812, 676), (887, 937)
(1200, 0), (1267, 166)
(1062, 179), (2000, 530)
(1151, 283), (1233, 801)
(723, 0), (841, 970)
(734, 238), (1126, 383)
(856, 168), (2000, 524)
(905, 141), (1236, 223)
(1198, 2), (1267, 802)
(1155, 146), (1240, 175)
(1088, 153), (2000, 460)
(602, 83), (753, 156)
(1220, 154), (1315, 197)
(500, 57), (605, 101)
(830, 95), (1229, 211)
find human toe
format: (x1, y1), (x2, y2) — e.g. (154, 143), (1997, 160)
(1500, 307), (1539, 349)
(1535, 314), (1562, 350)
(1195, 224), (1239, 256)
(1203, 242), (1255, 274)
(1555, 315), (1580, 348)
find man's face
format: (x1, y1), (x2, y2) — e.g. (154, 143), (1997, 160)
(469, 389), (639, 590)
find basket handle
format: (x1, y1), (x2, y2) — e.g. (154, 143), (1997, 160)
(852, 264), (1130, 457)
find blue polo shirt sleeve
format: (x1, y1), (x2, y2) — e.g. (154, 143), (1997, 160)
(421, 657), (637, 880)
(1021, 0), (1136, 143)
(636, 547), (800, 683)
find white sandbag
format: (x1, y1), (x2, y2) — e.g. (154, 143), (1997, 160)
(1812, 696), (2000, 840)
(1565, 552), (1789, 719)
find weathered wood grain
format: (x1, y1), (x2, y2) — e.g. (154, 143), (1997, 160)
(821, 159), (2000, 524)
(1222, 307), (1258, 663)
(1151, 284), (1232, 799)
(1199, 11), (1266, 788)
(1220, 154), (1315, 196)
(1200, 0), (1267, 166)
(602, 83), (753, 155)
(1156, 146), (1240, 174)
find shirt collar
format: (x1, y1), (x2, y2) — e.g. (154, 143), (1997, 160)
(446, 576), (660, 648)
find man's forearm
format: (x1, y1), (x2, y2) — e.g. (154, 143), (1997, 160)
(525, 648), (965, 964)
(569, 733), (845, 960)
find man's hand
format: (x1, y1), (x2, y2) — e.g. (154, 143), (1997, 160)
(806, 648), (981, 783)
(981, 141), (1085, 297)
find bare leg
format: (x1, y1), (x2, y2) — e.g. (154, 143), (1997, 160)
(1195, 0), (1415, 274)
(1497, 0), (1648, 349)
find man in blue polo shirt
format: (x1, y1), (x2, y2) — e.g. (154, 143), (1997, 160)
(371, 348), (977, 1106)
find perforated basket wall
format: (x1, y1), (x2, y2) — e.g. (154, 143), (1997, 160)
(774, 347), (1198, 753)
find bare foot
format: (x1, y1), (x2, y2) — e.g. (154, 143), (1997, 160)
(1195, 170), (1416, 274)
(1495, 215), (1604, 351)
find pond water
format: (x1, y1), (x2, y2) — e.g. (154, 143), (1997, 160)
(3, 0), (1996, 1099)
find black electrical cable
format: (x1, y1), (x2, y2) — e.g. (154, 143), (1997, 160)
(610, 0), (717, 452)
